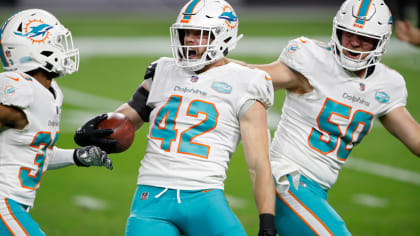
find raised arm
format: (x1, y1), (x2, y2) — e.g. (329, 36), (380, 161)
(240, 100), (276, 235)
(227, 59), (312, 93)
(396, 20), (420, 46)
(380, 106), (420, 157)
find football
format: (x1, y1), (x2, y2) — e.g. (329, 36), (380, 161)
(97, 112), (135, 153)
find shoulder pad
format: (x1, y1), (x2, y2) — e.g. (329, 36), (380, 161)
(0, 72), (33, 108)
(144, 62), (157, 80)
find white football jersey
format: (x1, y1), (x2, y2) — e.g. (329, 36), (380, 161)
(0, 71), (63, 207)
(271, 37), (407, 190)
(138, 57), (274, 190)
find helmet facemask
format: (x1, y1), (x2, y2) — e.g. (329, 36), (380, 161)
(332, 25), (385, 71)
(171, 25), (231, 72)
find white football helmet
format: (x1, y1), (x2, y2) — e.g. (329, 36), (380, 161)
(0, 9), (79, 77)
(331, 0), (392, 71)
(170, 0), (242, 71)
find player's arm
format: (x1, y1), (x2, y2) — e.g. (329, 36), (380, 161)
(0, 105), (112, 170)
(115, 81), (151, 130)
(380, 106), (420, 157)
(0, 103), (28, 130)
(240, 101), (276, 236)
(227, 58), (311, 93)
(114, 103), (144, 130)
(74, 61), (156, 153)
(48, 145), (113, 170)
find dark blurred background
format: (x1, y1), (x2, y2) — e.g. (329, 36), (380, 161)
(0, 0), (415, 12)
(1, 0), (418, 23)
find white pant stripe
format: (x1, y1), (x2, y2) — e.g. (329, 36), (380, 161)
(279, 191), (333, 236)
(0, 198), (29, 236)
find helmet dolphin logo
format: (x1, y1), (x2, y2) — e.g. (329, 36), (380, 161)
(218, 12), (237, 24)
(14, 24), (53, 38)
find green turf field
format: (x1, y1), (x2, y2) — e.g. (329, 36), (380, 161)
(1, 11), (420, 235)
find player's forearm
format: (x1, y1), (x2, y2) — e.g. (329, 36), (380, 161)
(48, 147), (75, 170)
(252, 163), (276, 215)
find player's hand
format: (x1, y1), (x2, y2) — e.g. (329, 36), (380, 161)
(74, 145), (113, 170)
(258, 214), (276, 236)
(74, 113), (117, 153)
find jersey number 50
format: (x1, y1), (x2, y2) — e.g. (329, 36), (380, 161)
(308, 98), (373, 161)
(150, 95), (218, 159)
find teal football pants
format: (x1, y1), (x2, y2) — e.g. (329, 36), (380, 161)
(0, 197), (45, 236)
(125, 185), (246, 236)
(275, 175), (351, 236)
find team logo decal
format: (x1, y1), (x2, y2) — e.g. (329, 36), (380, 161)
(4, 85), (16, 96)
(211, 81), (232, 94)
(14, 19), (53, 44)
(219, 6), (238, 29)
(375, 91), (390, 103)
(287, 43), (299, 54)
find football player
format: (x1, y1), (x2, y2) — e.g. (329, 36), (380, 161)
(74, 0), (276, 235)
(229, 0), (420, 235)
(0, 9), (113, 235)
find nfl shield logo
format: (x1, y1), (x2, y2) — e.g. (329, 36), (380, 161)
(191, 76), (199, 82)
(5, 50), (11, 57)
(141, 192), (149, 200)
(360, 83), (365, 91)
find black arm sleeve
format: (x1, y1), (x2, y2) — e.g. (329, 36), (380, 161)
(128, 86), (153, 122)
(127, 61), (158, 122)
(144, 62), (157, 80)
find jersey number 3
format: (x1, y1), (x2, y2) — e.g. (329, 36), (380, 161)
(20, 131), (59, 190)
(308, 98), (373, 161)
(150, 95), (218, 159)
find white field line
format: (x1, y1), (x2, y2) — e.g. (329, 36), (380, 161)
(73, 195), (108, 210)
(60, 87), (420, 187)
(352, 193), (389, 208)
(345, 157), (420, 186)
(75, 36), (420, 58)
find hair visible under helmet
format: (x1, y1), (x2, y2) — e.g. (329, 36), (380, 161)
(331, 0), (393, 71)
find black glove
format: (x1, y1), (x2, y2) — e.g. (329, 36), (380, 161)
(258, 214), (276, 236)
(73, 145), (113, 170)
(74, 113), (118, 153)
